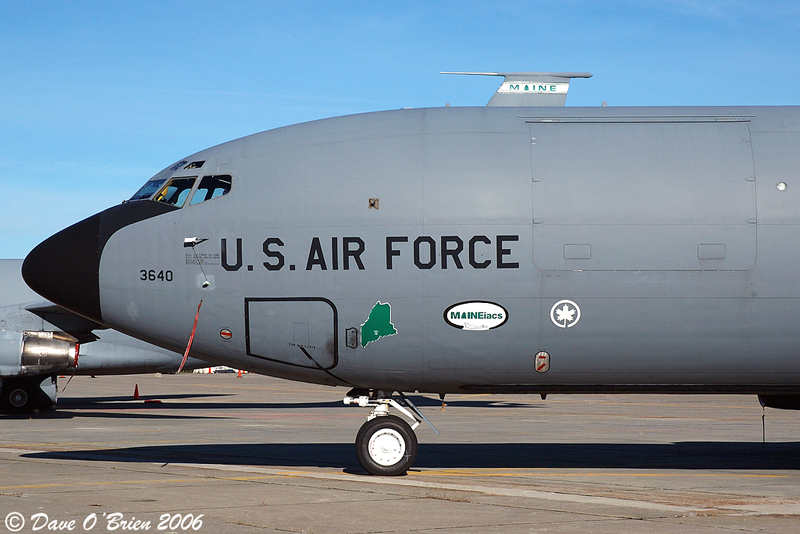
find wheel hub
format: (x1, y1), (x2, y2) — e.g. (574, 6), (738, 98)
(9, 389), (28, 408)
(368, 428), (406, 466)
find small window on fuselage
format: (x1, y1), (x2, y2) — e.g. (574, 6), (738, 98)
(189, 175), (232, 205)
(154, 176), (197, 207)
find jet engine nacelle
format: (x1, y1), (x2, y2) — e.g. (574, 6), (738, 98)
(0, 330), (78, 377)
(20, 331), (78, 375)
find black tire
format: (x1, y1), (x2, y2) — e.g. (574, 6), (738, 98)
(1, 376), (56, 413)
(355, 415), (418, 476)
(2, 382), (33, 413)
(7, 386), (30, 411)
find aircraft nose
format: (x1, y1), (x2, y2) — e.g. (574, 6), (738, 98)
(22, 212), (104, 324)
(22, 201), (179, 325)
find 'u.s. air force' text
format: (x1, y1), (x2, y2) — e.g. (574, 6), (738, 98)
(219, 235), (520, 272)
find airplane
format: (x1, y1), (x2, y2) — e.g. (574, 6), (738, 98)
(20, 72), (800, 475)
(0, 259), (207, 413)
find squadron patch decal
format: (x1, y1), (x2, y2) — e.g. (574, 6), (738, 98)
(360, 301), (397, 347)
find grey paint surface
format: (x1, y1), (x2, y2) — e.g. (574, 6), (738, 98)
(22, 104), (800, 394)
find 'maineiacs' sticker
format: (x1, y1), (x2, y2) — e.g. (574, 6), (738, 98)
(443, 301), (508, 331)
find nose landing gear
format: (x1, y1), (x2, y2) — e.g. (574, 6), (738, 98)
(344, 389), (438, 476)
(356, 415), (417, 476)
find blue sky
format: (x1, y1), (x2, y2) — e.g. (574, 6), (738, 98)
(2, 1), (799, 258)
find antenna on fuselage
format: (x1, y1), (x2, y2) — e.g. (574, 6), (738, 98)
(440, 71), (592, 106)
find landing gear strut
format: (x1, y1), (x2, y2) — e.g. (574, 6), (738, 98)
(344, 389), (438, 476)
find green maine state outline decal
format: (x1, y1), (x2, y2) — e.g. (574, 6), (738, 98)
(360, 301), (397, 347)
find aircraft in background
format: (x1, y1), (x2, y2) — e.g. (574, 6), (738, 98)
(21, 72), (800, 474)
(0, 259), (206, 412)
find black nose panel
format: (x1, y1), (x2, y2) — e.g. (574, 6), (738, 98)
(22, 201), (179, 325)
(23, 213), (103, 323)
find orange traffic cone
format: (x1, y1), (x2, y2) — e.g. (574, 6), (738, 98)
(133, 384), (140, 400)
(237, 370), (242, 378)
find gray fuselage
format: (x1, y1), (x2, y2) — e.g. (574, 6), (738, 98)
(23, 105), (800, 395)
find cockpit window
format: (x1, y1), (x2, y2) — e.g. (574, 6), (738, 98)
(154, 176), (197, 207)
(129, 178), (167, 201)
(189, 175), (232, 205)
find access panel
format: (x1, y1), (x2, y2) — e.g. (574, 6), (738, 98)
(245, 297), (338, 370)
(530, 119), (757, 271)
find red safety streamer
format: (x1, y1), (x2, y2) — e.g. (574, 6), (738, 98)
(177, 299), (203, 373)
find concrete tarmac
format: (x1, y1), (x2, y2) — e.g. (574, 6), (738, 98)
(1, 372), (799, 533)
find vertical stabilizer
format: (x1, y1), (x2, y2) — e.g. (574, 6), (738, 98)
(441, 71), (592, 106)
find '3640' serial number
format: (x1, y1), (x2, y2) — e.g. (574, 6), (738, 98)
(140, 269), (174, 282)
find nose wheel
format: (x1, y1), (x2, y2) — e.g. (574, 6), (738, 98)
(356, 415), (418, 476)
(345, 389), (438, 476)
